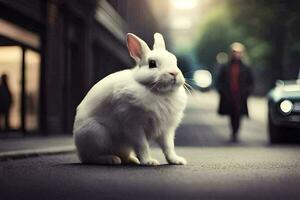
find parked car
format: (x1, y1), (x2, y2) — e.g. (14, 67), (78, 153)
(268, 79), (300, 143)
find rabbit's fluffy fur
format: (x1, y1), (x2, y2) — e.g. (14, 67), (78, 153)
(73, 33), (187, 165)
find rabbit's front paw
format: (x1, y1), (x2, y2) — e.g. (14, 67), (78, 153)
(141, 158), (160, 166)
(167, 156), (187, 165)
(123, 155), (140, 165)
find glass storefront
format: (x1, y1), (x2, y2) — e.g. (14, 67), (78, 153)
(25, 49), (40, 131)
(0, 46), (22, 130)
(0, 18), (41, 132)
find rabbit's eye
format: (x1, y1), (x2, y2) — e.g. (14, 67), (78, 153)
(148, 60), (157, 68)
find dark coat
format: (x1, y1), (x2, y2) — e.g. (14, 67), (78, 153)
(215, 60), (254, 116)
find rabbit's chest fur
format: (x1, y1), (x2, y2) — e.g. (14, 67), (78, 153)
(111, 81), (187, 139)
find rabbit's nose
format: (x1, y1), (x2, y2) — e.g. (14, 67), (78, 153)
(169, 71), (179, 77)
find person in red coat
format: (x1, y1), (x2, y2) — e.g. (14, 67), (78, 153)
(216, 43), (254, 142)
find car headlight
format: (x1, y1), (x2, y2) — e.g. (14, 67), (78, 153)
(279, 100), (293, 114)
(193, 70), (212, 88)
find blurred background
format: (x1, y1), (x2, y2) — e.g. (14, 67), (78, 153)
(0, 0), (299, 137)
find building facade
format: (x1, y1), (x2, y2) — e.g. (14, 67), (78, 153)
(0, 0), (162, 134)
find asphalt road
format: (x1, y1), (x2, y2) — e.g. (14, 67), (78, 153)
(1, 91), (300, 200)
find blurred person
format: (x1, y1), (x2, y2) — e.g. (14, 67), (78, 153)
(0, 74), (12, 130)
(216, 43), (254, 142)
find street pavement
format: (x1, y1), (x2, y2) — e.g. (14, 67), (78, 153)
(1, 91), (300, 200)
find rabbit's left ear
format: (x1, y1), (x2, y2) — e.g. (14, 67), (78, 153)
(153, 33), (166, 50)
(127, 33), (150, 63)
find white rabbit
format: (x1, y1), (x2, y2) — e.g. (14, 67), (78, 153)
(73, 33), (187, 165)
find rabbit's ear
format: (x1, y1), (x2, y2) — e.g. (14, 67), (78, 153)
(153, 33), (166, 50)
(127, 33), (150, 62)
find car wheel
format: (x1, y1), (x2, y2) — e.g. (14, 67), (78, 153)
(268, 112), (282, 144)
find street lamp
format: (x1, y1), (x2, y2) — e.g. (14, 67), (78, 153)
(171, 0), (198, 10)
(170, 18), (192, 29)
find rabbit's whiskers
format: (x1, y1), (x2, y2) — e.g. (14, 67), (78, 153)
(183, 82), (194, 96)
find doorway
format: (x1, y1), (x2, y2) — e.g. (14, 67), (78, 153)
(0, 46), (40, 132)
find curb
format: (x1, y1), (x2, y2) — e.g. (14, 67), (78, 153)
(0, 145), (75, 161)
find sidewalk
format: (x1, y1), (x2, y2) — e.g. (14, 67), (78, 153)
(0, 134), (75, 161)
